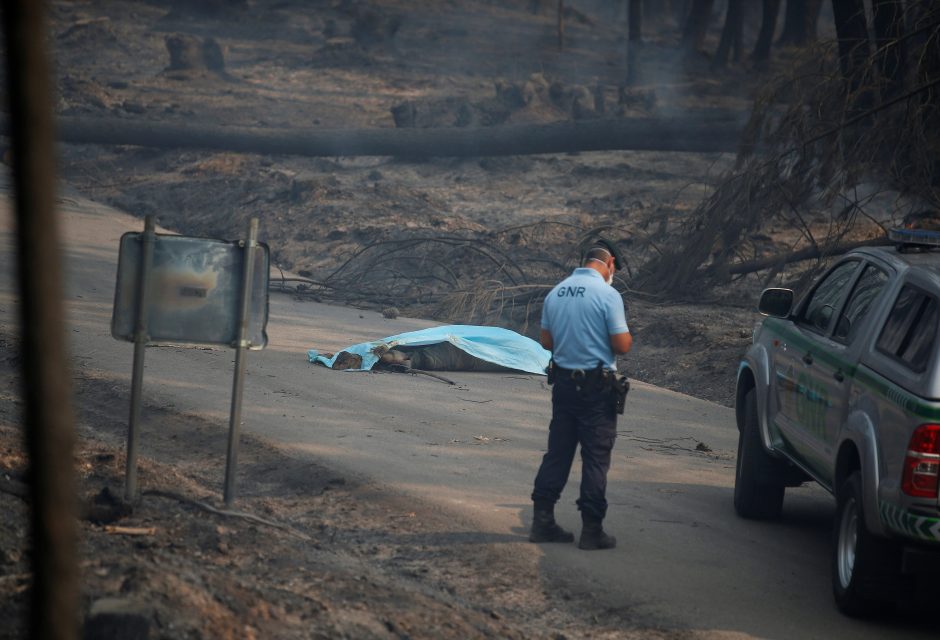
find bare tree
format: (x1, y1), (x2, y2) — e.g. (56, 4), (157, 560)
(713, 0), (744, 68)
(831, 0), (873, 105)
(628, 0), (643, 43)
(872, 0), (906, 99)
(557, 0), (564, 51)
(681, 0), (715, 52)
(643, 0), (672, 25)
(910, 1), (940, 133)
(778, 0), (825, 46)
(751, 0), (783, 65)
(626, 0), (643, 85)
(673, 0), (691, 26)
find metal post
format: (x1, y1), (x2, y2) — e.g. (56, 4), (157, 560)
(124, 215), (155, 503)
(223, 218), (259, 506)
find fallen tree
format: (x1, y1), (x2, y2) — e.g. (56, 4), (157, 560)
(723, 236), (893, 277)
(2, 115), (743, 157)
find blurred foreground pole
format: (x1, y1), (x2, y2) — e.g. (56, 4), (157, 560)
(2, 1), (79, 639)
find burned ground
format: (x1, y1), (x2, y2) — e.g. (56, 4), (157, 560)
(46, 0), (792, 407)
(0, 334), (689, 639)
(1, 0), (915, 637)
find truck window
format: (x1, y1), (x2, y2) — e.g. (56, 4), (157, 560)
(833, 265), (889, 343)
(876, 286), (939, 373)
(798, 260), (859, 334)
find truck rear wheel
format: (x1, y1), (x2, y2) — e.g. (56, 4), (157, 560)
(831, 472), (900, 616)
(733, 389), (785, 519)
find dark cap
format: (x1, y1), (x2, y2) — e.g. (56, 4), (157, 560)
(587, 237), (624, 271)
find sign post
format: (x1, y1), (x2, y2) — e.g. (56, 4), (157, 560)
(112, 217), (269, 506)
(224, 218), (259, 506)
(124, 215), (155, 503)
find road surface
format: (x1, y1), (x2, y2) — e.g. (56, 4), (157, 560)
(0, 185), (933, 639)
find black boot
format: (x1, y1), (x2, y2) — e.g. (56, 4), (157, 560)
(578, 514), (616, 550)
(529, 503), (574, 543)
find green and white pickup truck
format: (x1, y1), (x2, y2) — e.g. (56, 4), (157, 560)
(734, 237), (940, 615)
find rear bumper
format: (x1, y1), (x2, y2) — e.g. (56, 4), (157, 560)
(880, 501), (940, 543)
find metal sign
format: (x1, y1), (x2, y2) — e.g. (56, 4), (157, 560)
(112, 232), (269, 348)
(112, 217), (267, 506)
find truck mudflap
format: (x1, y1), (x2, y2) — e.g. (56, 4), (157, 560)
(881, 502), (940, 543)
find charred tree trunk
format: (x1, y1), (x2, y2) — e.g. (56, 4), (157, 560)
(713, 0), (744, 68)
(643, 0), (671, 24)
(5, 116), (745, 157)
(806, 0), (824, 41)
(674, 0), (691, 26)
(912, 0), (940, 177)
(872, 0), (906, 100)
(2, 0), (79, 638)
(911, 2), (940, 94)
(751, 0), (783, 65)
(831, 0), (872, 83)
(626, 0), (643, 85)
(557, 0), (565, 51)
(778, 0), (824, 45)
(733, 5), (746, 61)
(628, 0), (643, 43)
(778, 0), (804, 45)
(681, 0), (715, 52)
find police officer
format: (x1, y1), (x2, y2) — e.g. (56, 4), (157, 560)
(529, 243), (632, 550)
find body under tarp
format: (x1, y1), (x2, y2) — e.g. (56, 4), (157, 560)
(307, 325), (550, 375)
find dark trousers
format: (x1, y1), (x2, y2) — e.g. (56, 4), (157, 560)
(531, 377), (617, 520)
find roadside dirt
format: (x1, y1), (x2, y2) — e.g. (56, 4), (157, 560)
(1, 1), (855, 637)
(1, 334), (699, 639)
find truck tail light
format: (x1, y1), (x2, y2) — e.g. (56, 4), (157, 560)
(902, 424), (940, 498)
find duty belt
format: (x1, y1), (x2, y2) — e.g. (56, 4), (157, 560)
(552, 365), (614, 381)
(548, 362), (630, 414)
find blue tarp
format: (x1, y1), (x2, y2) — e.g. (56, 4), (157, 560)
(307, 324), (550, 375)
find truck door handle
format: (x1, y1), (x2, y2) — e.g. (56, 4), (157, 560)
(802, 353), (814, 365)
(833, 369), (845, 382)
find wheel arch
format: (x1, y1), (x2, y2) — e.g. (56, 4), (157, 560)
(735, 363), (756, 433)
(834, 441), (861, 491)
(736, 345), (773, 450)
(838, 411), (886, 537)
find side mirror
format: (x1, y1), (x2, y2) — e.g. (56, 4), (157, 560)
(758, 288), (794, 318)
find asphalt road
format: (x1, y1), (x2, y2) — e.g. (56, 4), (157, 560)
(0, 187), (933, 640)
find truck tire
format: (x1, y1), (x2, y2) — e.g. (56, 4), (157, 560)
(831, 472), (900, 616)
(733, 389), (785, 519)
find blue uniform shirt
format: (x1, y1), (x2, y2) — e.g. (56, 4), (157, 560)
(541, 268), (629, 371)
